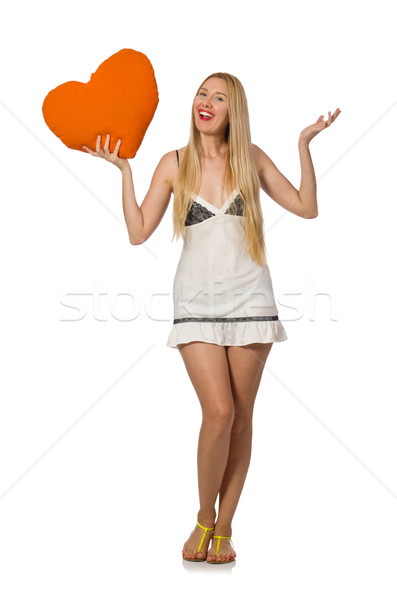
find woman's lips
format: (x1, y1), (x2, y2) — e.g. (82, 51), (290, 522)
(198, 110), (214, 121)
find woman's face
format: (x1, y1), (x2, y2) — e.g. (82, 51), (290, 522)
(193, 77), (229, 135)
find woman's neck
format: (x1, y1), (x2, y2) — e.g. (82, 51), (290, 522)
(200, 135), (228, 158)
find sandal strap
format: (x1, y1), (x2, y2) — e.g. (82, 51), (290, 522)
(213, 534), (234, 555)
(196, 520), (215, 554)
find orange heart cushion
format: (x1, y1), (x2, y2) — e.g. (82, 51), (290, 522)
(42, 48), (159, 159)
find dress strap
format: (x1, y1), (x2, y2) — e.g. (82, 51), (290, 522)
(176, 149), (179, 167)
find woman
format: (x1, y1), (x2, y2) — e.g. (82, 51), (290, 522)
(82, 73), (340, 564)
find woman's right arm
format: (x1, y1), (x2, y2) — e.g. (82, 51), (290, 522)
(120, 152), (175, 245)
(82, 134), (176, 245)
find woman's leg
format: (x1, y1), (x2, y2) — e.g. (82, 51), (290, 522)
(178, 341), (235, 560)
(207, 342), (273, 562)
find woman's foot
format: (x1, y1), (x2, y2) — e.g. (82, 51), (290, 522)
(206, 527), (237, 563)
(182, 511), (216, 561)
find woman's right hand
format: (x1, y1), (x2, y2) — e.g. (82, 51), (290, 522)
(82, 134), (129, 171)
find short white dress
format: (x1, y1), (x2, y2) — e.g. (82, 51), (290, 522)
(166, 152), (288, 349)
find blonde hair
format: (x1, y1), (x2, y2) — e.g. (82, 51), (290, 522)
(171, 72), (266, 265)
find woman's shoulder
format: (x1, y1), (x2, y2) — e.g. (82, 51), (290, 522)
(251, 142), (265, 158)
(251, 142), (270, 176)
(157, 146), (187, 192)
(160, 145), (187, 164)
(175, 145), (188, 159)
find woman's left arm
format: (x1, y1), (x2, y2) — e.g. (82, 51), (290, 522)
(298, 138), (318, 218)
(298, 108), (342, 218)
(253, 108), (341, 219)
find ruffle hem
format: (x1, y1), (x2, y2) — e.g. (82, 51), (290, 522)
(166, 319), (288, 349)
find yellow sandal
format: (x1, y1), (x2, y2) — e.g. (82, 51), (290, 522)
(207, 534), (236, 564)
(182, 521), (214, 562)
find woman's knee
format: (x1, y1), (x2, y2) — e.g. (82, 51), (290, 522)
(232, 410), (253, 433)
(178, 341), (235, 426)
(202, 401), (235, 430)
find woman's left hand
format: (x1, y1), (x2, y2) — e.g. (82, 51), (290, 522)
(299, 108), (342, 145)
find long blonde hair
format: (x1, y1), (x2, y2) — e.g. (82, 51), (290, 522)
(171, 72), (266, 265)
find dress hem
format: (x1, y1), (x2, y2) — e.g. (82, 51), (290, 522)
(166, 319), (288, 349)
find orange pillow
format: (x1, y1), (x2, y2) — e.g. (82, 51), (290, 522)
(42, 48), (159, 159)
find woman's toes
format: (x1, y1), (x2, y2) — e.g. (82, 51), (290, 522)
(183, 544), (206, 559)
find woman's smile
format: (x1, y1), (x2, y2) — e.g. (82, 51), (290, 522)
(199, 110), (215, 121)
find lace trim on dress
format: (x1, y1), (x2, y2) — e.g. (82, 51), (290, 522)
(225, 195), (244, 216)
(185, 194), (244, 226)
(173, 315), (279, 323)
(185, 201), (215, 226)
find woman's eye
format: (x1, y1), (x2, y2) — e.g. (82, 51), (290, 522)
(198, 92), (224, 101)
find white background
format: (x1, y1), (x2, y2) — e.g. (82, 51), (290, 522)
(1, 0), (396, 597)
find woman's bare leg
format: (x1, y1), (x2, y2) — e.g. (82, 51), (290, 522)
(178, 341), (235, 560)
(207, 342), (273, 562)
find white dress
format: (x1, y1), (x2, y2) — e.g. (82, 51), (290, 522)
(166, 179), (288, 349)
(167, 150), (288, 348)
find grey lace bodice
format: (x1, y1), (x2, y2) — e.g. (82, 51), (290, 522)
(185, 194), (244, 226)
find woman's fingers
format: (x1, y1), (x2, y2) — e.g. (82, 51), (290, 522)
(112, 138), (122, 156)
(83, 134), (122, 162)
(104, 133), (110, 153)
(81, 145), (97, 156)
